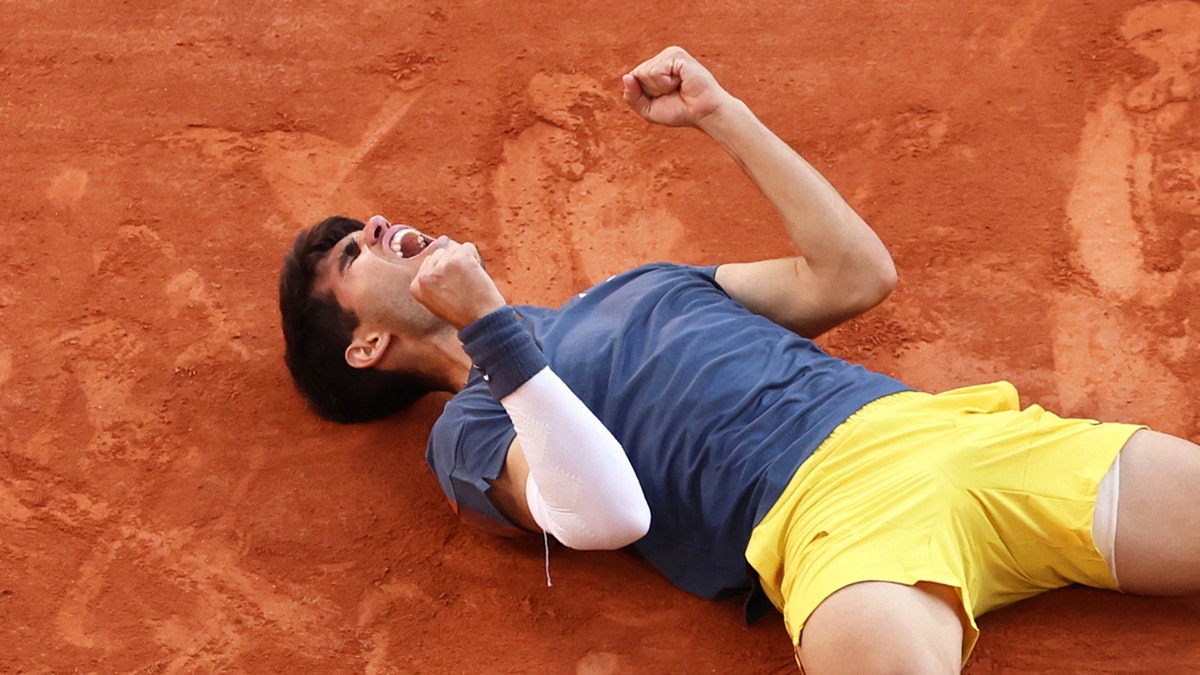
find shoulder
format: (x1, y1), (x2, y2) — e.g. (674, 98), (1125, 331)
(426, 380), (513, 488)
(428, 380), (509, 454)
(425, 384), (526, 536)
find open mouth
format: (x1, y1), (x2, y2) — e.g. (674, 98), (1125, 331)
(382, 224), (434, 259)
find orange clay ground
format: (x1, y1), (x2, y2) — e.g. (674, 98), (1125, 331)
(2, 0), (1199, 672)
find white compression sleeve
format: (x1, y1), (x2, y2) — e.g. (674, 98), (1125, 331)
(501, 367), (651, 551)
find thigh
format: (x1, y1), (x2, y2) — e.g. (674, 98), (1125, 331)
(798, 581), (965, 675)
(1113, 429), (1200, 595)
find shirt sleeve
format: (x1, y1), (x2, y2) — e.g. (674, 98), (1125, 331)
(425, 376), (526, 537)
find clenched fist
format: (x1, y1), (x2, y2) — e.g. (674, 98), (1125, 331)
(410, 241), (507, 330)
(621, 46), (735, 129)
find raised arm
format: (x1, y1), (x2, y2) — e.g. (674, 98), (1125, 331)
(623, 46), (897, 338)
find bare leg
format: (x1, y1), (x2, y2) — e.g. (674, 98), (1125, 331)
(797, 581), (964, 674)
(1113, 429), (1200, 595)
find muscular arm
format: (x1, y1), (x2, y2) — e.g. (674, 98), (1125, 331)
(703, 100), (897, 337)
(624, 47), (896, 338)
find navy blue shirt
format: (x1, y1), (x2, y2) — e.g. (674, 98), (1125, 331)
(426, 264), (910, 601)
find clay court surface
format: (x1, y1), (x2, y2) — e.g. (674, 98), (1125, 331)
(3, 0), (1200, 672)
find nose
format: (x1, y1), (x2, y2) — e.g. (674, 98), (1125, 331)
(364, 215), (390, 246)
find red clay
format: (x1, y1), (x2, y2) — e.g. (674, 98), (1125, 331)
(2, 0), (1199, 672)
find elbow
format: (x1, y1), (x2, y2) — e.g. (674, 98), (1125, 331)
(557, 501), (651, 551)
(844, 254), (897, 315)
(593, 499), (651, 550)
(869, 255), (898, 305)
(620, 500), (652, 544)
(602, 510), (651, 550)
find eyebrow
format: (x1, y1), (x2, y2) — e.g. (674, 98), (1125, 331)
(336, 237), (361, 276)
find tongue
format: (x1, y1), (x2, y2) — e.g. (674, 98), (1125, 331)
(397, 230), (424, 258)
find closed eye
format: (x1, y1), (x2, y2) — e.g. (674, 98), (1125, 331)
(338, 238), (361, 275)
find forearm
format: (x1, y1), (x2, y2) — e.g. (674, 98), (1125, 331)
(699, 99), (895, 298)
(502, 368), (651, 550)
(622, 47), (895, 336)
(460, 308), (651, 550)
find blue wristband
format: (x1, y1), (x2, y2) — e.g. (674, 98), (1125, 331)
(458, 307), (549, 400)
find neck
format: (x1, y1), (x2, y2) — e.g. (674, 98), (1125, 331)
(423, 329), (473, 393)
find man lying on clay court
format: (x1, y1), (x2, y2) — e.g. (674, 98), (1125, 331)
(278, 46), (1200, 673)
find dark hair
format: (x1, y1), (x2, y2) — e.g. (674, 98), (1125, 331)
(279, 215), (433, 423)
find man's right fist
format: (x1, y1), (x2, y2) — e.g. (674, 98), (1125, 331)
(410, 241), (507, 330)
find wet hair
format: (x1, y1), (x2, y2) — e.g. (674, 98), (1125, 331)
(279, 215), (433, 423)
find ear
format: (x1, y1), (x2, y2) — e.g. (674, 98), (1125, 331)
(345, 330), (393, 369)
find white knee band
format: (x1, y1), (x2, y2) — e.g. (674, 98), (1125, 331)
(1092, 455), (1120, 586)
(502, 367), (651, 550)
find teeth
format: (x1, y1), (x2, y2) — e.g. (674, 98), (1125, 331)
(386, 228), (429, 258)
(388, 227), (414, 254)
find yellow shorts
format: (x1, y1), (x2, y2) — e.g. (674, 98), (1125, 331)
(744, 381), (1142, 663)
